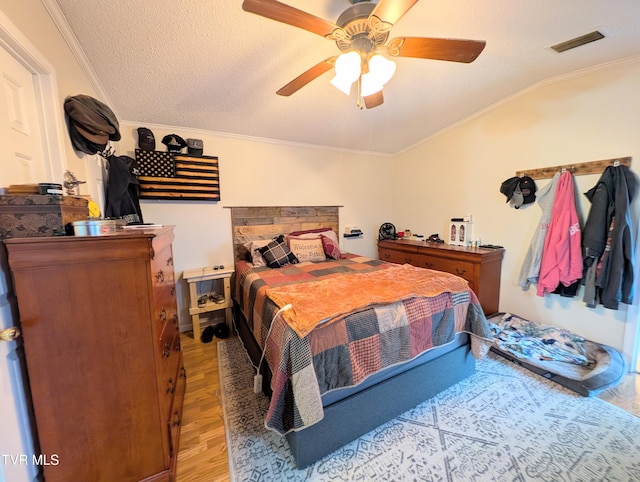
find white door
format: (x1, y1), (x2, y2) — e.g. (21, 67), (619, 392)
(0, 44), (47, 482)
(0, 47), (47, 185)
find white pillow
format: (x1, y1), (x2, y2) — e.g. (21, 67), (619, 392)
(243, 239), (272, 267)
(287, 236), (326, 262)
(295, 230), (342, 254)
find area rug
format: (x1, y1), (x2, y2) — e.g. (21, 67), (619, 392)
(218, 338), (640, 481)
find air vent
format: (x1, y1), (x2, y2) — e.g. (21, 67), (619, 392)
(551, 31), (605, 53)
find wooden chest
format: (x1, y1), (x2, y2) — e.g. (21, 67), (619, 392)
(0, 194), (88, 238)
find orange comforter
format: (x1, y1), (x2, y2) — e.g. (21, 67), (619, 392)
(266, 263), (469, 337)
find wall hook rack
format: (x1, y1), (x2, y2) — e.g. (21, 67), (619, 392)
(515, 156), (632, 180)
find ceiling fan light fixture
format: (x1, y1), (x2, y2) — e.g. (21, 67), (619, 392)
(367, 54), (396, 85)
(360, 72), (383, 97)
(334, 51), (362, 82)
(330, 75), (355, 95)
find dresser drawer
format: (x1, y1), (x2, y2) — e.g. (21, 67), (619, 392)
(160, 332), (182, 419)
(379, 247), (417, 265)
(153, 283), (177, 329)
(151, 244), (175, 294)
(416, 254), (475, 283)
(158, 311), (179, 369)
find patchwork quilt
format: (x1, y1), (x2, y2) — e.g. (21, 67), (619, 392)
(234, 256), (493, 434)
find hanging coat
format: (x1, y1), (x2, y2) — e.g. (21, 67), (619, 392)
(582, 165), (638, 309)
(519, 171), (561, 290)
(536, 171), (582, 297)
(105, 154), (143, 224)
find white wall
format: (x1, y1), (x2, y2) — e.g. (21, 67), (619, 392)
(114, 125), (392, 329)
(393, 57), (640, 352)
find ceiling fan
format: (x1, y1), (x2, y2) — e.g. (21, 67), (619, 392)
(242, 0), (486, 109)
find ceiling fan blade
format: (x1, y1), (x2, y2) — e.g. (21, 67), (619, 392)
(364, 91), (384, 109)
(369, 0), (418, 26)
(276, 57), (336, 96)
(242, 0), (339, 38)
(388, 37), (486, 63)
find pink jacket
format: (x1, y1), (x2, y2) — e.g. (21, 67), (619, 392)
(537, 171), (582, 296)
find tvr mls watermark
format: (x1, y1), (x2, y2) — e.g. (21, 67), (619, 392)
(1, 454), (59, 466)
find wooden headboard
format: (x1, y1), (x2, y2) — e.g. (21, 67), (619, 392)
(229, 206), (340, 262)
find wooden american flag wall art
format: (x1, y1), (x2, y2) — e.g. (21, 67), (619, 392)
(135, 150), (220, 201)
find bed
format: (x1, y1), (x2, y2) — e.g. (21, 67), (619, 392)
(229, 206), (493, 468)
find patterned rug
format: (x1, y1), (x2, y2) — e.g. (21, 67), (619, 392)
(219, 338), (640, 481)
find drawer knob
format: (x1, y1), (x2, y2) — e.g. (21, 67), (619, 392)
(456, 268), (467, 276)
(167, 257), (173, 267)
(155, 270), (165, 283)
(162, 342), (171, 358)
(424, 262), (434, 269)
(170, 286), (176, 296)
(166, 378), (175, 394)
(404, 257), (412, 263)
(180, 366), (187, 379)
(159, 307), (167, 321)
(173, 410), (181, 427)
(383, 253), (391, 259)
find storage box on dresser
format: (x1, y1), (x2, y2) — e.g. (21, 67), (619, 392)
(378, 239), (504, 315)
(0, 194), (88, 238)
(4, 226), (185, 482)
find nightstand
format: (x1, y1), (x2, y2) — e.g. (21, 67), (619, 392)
(183, 266), (234, 342)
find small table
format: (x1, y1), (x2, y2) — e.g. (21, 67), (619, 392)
(183, 266), (234, 342)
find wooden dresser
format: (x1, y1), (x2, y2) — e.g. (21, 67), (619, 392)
(4, 226), (184, 482)
(378, 239), (504, 315)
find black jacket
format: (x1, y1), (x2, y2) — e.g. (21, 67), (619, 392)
(105, 155), (143, 225)
(582, 165), (637, 309)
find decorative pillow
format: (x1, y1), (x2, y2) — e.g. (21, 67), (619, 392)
(288, 236), (326, 262)
(243, 239), (272, 267)
(257, 235), (299, 268)
(289, 228), (343, 257)
(320, 234), (342, 260)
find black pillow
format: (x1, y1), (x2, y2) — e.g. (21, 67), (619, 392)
(257, 235), (299, 268)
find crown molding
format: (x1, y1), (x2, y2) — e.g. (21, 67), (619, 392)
(41, 0), (113, 109)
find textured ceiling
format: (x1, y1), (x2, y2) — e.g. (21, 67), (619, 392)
(52, 0), (640, 155)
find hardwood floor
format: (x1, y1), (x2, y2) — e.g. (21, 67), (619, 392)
(175, 330), (639, 482)
(599, 372), (640, 417)
(176, 331), (230, 482)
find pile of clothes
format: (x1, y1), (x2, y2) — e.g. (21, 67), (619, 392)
(488, 312), (626, 396)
